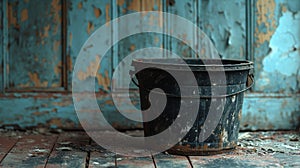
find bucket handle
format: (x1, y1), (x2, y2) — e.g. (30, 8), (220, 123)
(131, 73), (254, 98)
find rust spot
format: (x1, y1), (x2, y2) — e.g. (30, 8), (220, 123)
(105, 4), (110, 26)
(47, 118), (76, 128)
(76, 55), (111, 91)
(255, 0), (276, 45)
(6, 64), (9, 75)
(67, 55), (73, 71)
(54, 61), (62, 75)
(7, 2), (19, 28)
(52, 100), (72, 107)
(28, 72), (48, 87)
(94, 7), (101, 18)
(281, 4), (287, 13)
(77, 55), (101, 81)
(18, 82), (30, 88)
(69, 33), (73, 47)
(117, 0), (125, 6)
(78, 2), (83, 9)
(96, 70), (110, 91)
(51, 0), (61, 35)
(142, 0), (162, 11)
(53, 40), (61, 51)
(32, 111), (49, 116)
(21, 9), (28, 22)
(128, 0), (141, 11)
(87, 21), (94, 34)
(129, 44), (135, 51)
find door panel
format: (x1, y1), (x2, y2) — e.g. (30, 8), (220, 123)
(67, 0), (112, 92)
(6, 0), (64, 91)
(0, 0), (299, 130)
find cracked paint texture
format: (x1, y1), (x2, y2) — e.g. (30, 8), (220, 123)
(254, 0), (300, 93)
(6, 0), (63, 90)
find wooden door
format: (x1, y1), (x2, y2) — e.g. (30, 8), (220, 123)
(0, 0), (299, 130)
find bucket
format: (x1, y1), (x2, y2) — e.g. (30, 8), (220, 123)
(131, 58), (254, 155)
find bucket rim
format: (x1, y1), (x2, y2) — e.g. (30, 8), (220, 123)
(132, 58), (253, 71)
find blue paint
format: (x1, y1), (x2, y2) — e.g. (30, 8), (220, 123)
(0, 0), (299, 131)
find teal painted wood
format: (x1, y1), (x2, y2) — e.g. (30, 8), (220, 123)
(0, 0), (3, 92)
(0, 92), (141, 129)
(67, 0), (112, 92)
(199, 0), (246, 59)
(166, 0), (197, 58)
(6, 0), (64, 90)
(242, 93), (300, 130)
(253, 0), (300, 93)
(0, 0), (299, 131)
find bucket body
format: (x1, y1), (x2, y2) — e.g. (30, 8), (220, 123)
(132, 59), (253, 155)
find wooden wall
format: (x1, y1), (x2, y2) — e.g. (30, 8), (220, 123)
(0, 0), (299, 130)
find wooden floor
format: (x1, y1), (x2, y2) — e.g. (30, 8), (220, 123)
(0, 130), (299, 167)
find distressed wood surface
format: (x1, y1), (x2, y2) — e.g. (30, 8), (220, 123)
(153, 153), (192, 168)
(0, 134), (57, 167)
(0, 131), (299, 167)
(67, 0), (112, 92)
(45, 132), (90, 168)
(116, 155), (154, 168)
(199, 0), (246, 59)
(253, 0), (300, 93)
(0, 137), (18, 162)
(6, 0), (64, 90)
(0, 0), (299, 131)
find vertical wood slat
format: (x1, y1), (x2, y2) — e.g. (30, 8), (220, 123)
(0, 135), (57, 167)
(66, 0), (112, 92)
(198, 0), (246, 59)
(165, 0), (198, 58)
(5, 0), (64, 91)
(246, 0), (255, 62)
(0, 0), (3, 93)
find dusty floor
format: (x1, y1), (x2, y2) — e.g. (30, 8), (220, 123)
(0, 128), (299, 167)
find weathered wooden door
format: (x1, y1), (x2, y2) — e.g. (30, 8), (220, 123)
(0, 0), (299, 130)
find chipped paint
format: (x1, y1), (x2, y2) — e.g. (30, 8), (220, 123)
(87, 21), (94, 34)
(94, 7), (101, 18)
(255, 0), (276, 45)
(0, 0), (299, 131)
(20, 9), (28, 22)
(127, 0), (141, 11)
(28, 72), (48, 87)
(254, 0), (300, 93)
(105, 3), (110, 25)
(77, 55), (100, 81)
(78, 2), (82, 9)
(7, 2), (18, 28)
(117, 0), (125, 6)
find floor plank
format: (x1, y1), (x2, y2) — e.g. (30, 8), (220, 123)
(45, 132), (90, 168)
(88, 141), (116, 168)
(89, 152), (116, 168)
(0, 134), (57, 168)
(0, 136), (18, 162)
(116, 155), (154, 168)
(153, 153), (192, 168)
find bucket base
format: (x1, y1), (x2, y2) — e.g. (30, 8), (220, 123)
(166, 144), (237, 156)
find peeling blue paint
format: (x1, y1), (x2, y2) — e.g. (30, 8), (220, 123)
(0, 0), (299, 131)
